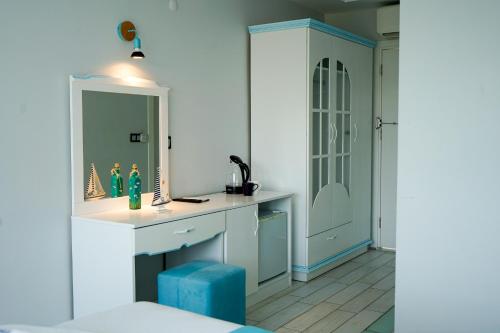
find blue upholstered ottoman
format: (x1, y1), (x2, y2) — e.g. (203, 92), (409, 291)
(157, 261), (246, 325)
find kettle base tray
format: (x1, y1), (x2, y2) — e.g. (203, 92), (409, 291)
(225, 185), (243, 194)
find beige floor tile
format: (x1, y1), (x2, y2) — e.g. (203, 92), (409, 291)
(247, 295), (280, 314)
(337, 265), (378, 285)
(351, 250), (384, 264)
(285, 302), (340, 331)
(371, 272), (395, 291)
(247, 295), (300, 322)
(276, 327), (300, 333)
(326, 282), (371, 305)
(385, 257), (396, 268)
(304, 310), (356, 333)
(258, 301), (313, 331)
(324, 261), (364, 279)
(246, 319), (258, 326)
(290, 276), (337, 298)
(272, 281), (307, 299)
(301, 282), (347, 305)
(358, 265), (394, 285)
(365, 253), (395, 269)
(366, 288), (395, 313)
(339, 288), (385, 313)
(331, 310), (383, 333)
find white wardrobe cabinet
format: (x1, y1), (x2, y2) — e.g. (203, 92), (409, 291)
(250, 19), (374, 281)
(224, 204), (259, 295)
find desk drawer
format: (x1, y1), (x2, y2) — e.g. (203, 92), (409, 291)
(134, 212), (225, 255)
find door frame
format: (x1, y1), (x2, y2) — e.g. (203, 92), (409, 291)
(372, 39), (399, 249)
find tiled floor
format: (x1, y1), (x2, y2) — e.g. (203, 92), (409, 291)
(247, 249), (395, 333)
(363, 307), (394, 333)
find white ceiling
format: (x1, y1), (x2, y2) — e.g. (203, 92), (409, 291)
(289, 0), (398, 14)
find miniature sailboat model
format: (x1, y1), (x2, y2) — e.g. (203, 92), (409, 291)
(152, 167), (171, 209)
(85, 163), (106, 200)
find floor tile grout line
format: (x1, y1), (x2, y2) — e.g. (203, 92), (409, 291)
(283, 307), (358, 332)
(258, 301), (314, 331)
(246, 297), (302, 322)
(358, 268), (395, 286)
(339, 256), (395, 286)
(343, 289), (388, 314)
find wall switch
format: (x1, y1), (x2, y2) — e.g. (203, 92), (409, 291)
(139, 133), (149, 143)
(130, 133), (141, 142)
(130, 132), (148, 143)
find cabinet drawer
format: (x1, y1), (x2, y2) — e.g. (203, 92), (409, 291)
(308, 223), (353, 266)
(134, 212), (225, 255)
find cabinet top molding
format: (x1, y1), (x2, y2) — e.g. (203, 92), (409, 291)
(248, 18), (376, 49)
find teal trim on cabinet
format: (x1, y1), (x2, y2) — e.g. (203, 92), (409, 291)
(248, 18), (376, 49)
(292, 239), (373, 273)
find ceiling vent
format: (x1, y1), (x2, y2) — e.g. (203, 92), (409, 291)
(377, 4), (400, 39)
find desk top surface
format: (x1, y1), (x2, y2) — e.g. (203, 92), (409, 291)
(72, 191), (293, 228)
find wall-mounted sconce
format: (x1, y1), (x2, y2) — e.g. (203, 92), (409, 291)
(117, 21), (145, 59)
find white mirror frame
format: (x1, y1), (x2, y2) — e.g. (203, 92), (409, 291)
(70, 75), (170, 216)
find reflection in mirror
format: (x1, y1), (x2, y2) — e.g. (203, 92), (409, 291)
(82, 91), (159, 200)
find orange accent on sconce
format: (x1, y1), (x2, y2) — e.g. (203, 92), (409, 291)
(118, 21), (136, 41)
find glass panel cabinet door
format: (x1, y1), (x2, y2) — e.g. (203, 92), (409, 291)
(334, 62), (352, 195)
(311, 57), (332, 205)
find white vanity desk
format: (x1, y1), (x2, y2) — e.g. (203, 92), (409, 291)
(69, 76), (292, 319)
(71, 191), (293, 318)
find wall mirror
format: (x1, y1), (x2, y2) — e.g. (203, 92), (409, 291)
(70, 75), (169, 215)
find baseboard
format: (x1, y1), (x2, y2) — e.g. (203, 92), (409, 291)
(292, 247), (367, 281)
(292, 239), (372, 281)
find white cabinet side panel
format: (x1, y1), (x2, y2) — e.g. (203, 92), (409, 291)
(250, 29), (308, 266)
(72, 218), (135, 318)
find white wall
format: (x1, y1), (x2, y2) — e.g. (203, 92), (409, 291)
(396, 1), (500, 332)
(0, 0), (320, 325)
(325, 8), (381, 41)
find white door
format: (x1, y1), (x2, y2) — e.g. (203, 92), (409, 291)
(308, 29), (335, 237)
(378, 47), (399, 249)
(224, 205), (259, 295)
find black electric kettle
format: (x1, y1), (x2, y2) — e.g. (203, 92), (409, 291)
(225, 155), (250, 194)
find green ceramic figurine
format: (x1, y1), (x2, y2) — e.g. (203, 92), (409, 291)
(110, 163), (124, 198)
(128, 163), (142, 209)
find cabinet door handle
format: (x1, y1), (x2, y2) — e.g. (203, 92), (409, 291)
(254, 210), (259, 236)
(174, 226), (195, 234)
(329, 122), (334, 145)
(333, 123), (338, 144)
(354, 123), (358, 143)
(327, 235), (337, 240)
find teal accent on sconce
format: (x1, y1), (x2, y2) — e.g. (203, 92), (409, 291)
(133, 37), (141, 49)
(131, 37), (145, 59)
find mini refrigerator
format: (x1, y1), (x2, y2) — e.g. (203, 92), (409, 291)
(258, 210), (287, 283)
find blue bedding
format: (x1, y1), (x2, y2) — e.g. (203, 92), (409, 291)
(231, 326), (273, 333)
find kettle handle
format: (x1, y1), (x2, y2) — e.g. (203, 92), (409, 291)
(241, 163), (250, 183)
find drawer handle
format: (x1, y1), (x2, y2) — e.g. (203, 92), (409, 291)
(174, 226), (195, 234)
(327, 235), (337, 240)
